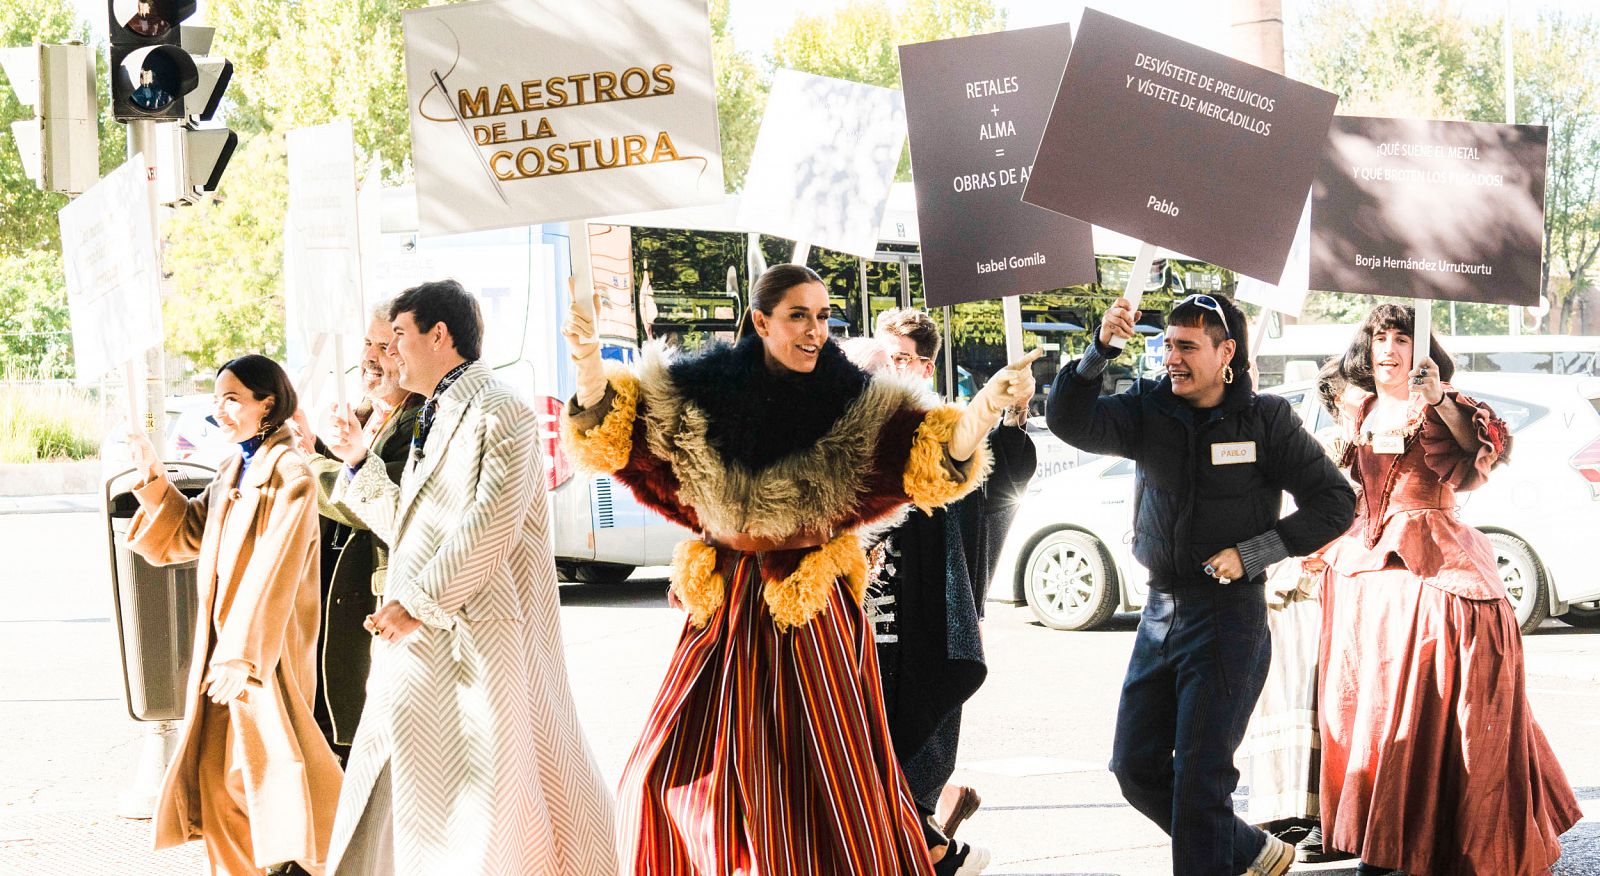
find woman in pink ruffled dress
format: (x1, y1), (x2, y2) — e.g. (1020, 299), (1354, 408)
(1317, 304), (1581, 876)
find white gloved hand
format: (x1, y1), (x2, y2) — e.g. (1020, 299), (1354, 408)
(203, 659), (251, 705)
(951, 349), (1042, 461)
(561, 283), (607, 409)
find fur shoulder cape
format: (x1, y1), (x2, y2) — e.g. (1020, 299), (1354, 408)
(636, 337), (935, 542)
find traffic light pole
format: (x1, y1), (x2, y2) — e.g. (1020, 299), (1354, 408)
(125, 119), (167, 445)
(118, 116), (180, 822)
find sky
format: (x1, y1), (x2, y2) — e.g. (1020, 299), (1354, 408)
(64, 0), (1600, 61)
(726, 0), (1600, 59)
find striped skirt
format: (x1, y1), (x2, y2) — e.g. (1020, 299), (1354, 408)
(616, 551), (935, 875)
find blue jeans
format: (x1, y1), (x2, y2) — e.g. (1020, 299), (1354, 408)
(1110, 584), (1272, 876)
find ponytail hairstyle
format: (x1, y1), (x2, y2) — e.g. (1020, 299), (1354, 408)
(217, 354), (297, 437)
(736, 264), (825, 340)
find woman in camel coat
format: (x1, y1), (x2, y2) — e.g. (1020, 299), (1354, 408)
(126, 354), (342, 875)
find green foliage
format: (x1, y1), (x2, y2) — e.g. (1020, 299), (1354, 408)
(0, 380), (100, 462)
(1292, 2), (1600, 333)
(0, 0), (101, 257)
(207, 0), (425, 177)
(0, 249), (72, 379)
(710, 0), (765, 190)
(769, 0), (1005, 180)
(162, 135), (290, 370)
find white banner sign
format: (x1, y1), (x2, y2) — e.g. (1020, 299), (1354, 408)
(287, 119), (365, 337)
(401, 0), (725, 237)
(737, 69), (907, 259)
(1236, 191), (1312, 318)
(57, 157), (162, 382)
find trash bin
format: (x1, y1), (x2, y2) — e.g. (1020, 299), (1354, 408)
(104, 462), (215, 722)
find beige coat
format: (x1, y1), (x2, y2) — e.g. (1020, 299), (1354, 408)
(127, 428), (343, 867)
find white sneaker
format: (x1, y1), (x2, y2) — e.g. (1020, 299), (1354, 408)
(1245, 833), (1295, 876)
(933, 840), (991, 876)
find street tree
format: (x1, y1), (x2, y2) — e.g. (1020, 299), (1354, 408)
(1291, 0), (1600, 334)
(769, 0), (1005, 179)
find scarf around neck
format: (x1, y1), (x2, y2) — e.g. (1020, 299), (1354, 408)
(667, 335), (871, 473)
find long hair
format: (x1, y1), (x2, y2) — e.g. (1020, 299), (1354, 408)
(1338, 303), (1454, 393)
(736, 264), (825, 340)
(217, 354), (297, 435)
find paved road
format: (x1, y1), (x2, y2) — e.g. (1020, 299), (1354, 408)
(2, 512), (1596, 874)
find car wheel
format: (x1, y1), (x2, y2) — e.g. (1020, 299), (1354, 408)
(1487, 532), (1548, 635)
(1559, 600), (1600, 629)
(574, 563), (635, 584)
(1023, 529), (1118, 631)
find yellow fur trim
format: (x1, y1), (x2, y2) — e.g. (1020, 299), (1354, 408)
(903, 405), (989, 512)
(670, 538), (724, 629)
(560, 364), (640, 473)
(764, 533), (868, 632)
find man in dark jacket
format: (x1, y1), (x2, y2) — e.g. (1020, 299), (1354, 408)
(292, 303), (422, 763)
(1046, 293), (1355, 876)
(861, 309), (1038, 876)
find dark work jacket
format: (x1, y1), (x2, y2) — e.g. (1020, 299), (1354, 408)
(879, 422), (1036, 762)
(1045, 346), (1354, 589)
(308, 398), (421, 745)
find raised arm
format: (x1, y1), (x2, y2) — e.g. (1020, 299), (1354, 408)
(124, 429), (216, 566)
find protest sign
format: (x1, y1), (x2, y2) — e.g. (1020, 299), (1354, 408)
(1023, 8), (1337, 285)
(1236, 192), (1312, 318)
(737, 69), (906, 260)
(899, 24), (1096, 307)
(1310, 115), (1548, 306)
(287, 120), (364, 339)
(402, 0), (724, 236)
(58, 157), (162, 383)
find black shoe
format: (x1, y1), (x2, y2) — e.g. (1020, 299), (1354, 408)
(265, 864), (313, 876)
(1297, 825), (1355, 863)
(1355, 863), (1406, 876)
(933, 840), (991, 876)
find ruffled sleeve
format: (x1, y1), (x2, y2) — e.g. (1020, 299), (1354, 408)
(560, 362), (640, 473)
(902, 404), (990, 513)
(1419, 388), (1509, 492)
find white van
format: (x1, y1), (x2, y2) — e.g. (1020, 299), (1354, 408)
(367, 197), (684, 583)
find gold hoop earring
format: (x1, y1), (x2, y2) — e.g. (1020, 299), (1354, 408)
(1222, 365), (1235, 385)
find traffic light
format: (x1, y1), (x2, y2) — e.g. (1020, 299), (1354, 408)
(109, 1), (199, 122)
(151, 118), (236, 206)
(107, 1), (236, 204)
(156, 26), (234, 205)
(0, 43), (99, 194)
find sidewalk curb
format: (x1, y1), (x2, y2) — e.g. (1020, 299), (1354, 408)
(1526, 654), (1600, 684)
(0, 494), (99, 516)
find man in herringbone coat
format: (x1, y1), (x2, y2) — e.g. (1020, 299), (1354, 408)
(323, 280), (616, 875)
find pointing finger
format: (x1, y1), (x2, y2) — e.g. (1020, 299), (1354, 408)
(1011, 348), (1045, 369)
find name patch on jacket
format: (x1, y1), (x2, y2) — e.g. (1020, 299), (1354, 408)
(1211, 441), (1257, 465)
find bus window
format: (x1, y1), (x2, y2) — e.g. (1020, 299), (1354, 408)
(1555, 350), (1598, 375)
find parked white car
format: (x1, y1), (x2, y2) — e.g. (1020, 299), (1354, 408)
(993, 373), (1600, 634)
(100, 395), (237, 480)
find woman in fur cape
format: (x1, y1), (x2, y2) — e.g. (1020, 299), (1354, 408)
(562, 264), (1036, 875)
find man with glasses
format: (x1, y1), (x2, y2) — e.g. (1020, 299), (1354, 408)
(1045, 294), (1354, 876)
(856, 309), (1037, 875)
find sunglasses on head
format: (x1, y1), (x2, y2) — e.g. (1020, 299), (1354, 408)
(1176, 293), (1233, 340)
